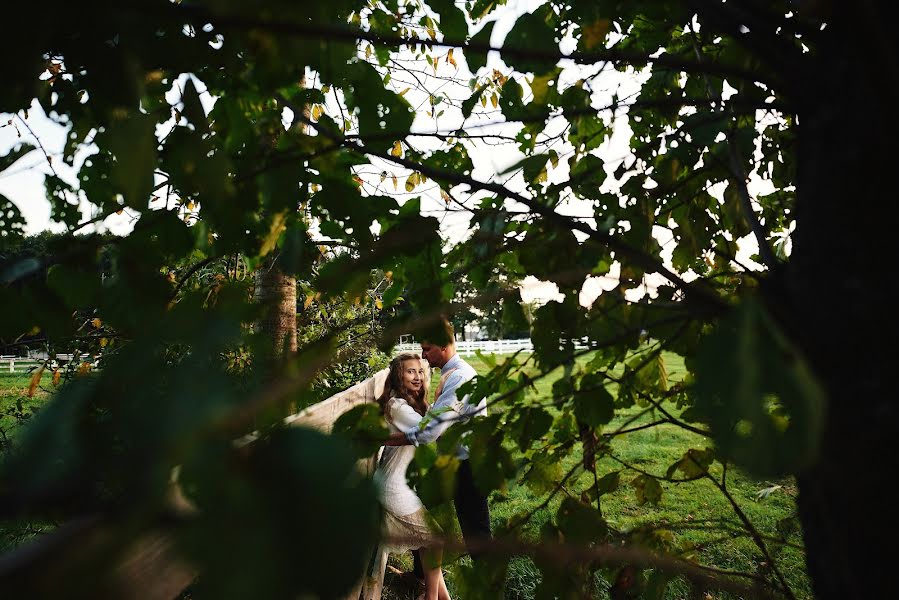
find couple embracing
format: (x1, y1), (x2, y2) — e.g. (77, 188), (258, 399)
(363, 321), (491, 600)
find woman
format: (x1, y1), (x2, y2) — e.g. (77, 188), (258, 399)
(363, 353), (451, 600)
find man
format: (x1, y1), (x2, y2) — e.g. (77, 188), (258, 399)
(385, 318), (491, 585)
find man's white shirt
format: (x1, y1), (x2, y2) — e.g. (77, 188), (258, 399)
(405, 353), (482, 459)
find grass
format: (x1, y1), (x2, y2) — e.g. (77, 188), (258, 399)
(0, 373), (49, 441)
(0, 355), (810, 598)
(387, 352), (811, 600)
(0, 372), (56, 552)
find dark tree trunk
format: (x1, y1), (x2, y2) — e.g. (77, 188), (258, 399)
(790, 6), (899, 598)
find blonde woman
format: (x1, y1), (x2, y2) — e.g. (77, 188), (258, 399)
(364, 353), (451, 600)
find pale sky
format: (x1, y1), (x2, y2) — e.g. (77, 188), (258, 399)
(1, 0), (776, 308)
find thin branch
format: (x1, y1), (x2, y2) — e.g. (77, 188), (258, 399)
(280, 94), (728, 315)
(167, 9), (773, 85)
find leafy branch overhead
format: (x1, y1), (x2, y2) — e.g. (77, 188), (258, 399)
(0, 0), (886, 599)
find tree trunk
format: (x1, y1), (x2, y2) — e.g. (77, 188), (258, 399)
(790, 7), (899, 598)
(253, 75), (309, 388)
(254, 256), (298, 364)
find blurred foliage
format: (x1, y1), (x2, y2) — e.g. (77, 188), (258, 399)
(0, 0), (847, 598)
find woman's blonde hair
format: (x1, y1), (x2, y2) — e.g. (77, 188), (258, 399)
(377, 352), (430, 416)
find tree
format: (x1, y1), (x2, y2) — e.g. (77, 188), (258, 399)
(0, 1), (893, 598)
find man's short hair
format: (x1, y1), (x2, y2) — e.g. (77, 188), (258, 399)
(421, 316), (454, 346)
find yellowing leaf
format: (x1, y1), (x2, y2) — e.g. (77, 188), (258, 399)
(582, 18), (611, 50)
(391, 174), (398, 190)
(260, 210), (288, 257)
(391, 140), (403, 157)
(100, 337), (108, 348)
(28, 365), (45, 397)
(530, 69), (558, 104)
(365, 44), (372, 59)
(491, 93), (499, 109)
(91, 317), (102, 328)
(77, 362), (91, 377)
(321, 85), (331, 94)
(52, 368), (61, 386)
(304, 294), (314, 309)
(398, 87), (411, 97)
(375, 299), (383, 309)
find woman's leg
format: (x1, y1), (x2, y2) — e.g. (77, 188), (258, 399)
(437, 569), (451, 600)
(419, 546), (444, 600)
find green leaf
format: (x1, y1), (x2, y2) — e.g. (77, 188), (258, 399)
(0, 193), (28, 243)
(466, 21), (495, 73)
(0, 142), (34, 173)
(45, 175), (81, 229)
(180, 428), (381, 599)
(515, 407), (553, 452)
(104, 111), (157, 209)
(332, 403), (389, 458)
(596, 470), (620, 496)
(501, 153), (550, 184)
(666, 447), (715, 479)
(569, 154), (606, 198)
(344, 62), (415, 152)
(180, 77), (209, 134)
(557, 497), (608, 544)
(523, 452), (563, 495)
(631, 474), (663, 506)
(415, 450), (461, 506)
(46, 263), (101, 308)
(428, 0), (468, 39)
(573, 373), (615, 427)
(503, 7), (558, 75)
(461, 83), (487, 119)
(530, 296), (579, 368)
(693, 298), (826, 477)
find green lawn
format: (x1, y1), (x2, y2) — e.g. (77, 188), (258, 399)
(0, 372), (49, 441)
(397, 352), (811, 600)
(0, 372), (56, 552)
(0, 355), (810, 598)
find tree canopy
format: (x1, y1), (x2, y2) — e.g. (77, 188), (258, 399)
(2, 1), (895, 598)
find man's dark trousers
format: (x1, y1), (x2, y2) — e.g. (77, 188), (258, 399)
(413, 459), (490, 578)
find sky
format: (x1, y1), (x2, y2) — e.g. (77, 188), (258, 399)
(0, 0), (773, 308)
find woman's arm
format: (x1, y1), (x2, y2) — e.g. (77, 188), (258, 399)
(387, 399), (423, 434)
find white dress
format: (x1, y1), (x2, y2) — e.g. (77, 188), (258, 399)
(363, 397), (442, 600)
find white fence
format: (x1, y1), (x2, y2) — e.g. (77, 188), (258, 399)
(1, 356), (42, 374)
(395, 338), (598, 357)
(1, 354), (80, 374)
(395, 339), (534, 356)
